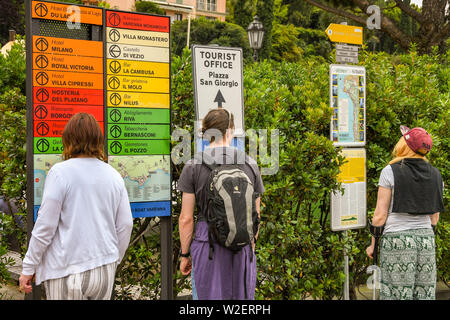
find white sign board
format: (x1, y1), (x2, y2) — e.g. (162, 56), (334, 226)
(331, 148), (367, 231)
(330, 64), (366, 147)
(192, 45), (245, 136)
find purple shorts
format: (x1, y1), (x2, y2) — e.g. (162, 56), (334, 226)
(191, 221), (257, 300)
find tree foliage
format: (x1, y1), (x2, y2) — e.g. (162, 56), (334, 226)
(171, 17), (252, 60)
(303, 0), (449, 54)
(134, 0), (165, 15)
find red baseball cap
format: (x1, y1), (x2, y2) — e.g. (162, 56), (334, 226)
(400, 125), (433, 155)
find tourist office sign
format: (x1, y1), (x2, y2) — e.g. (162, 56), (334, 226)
(27, 1), (171, 220)
(192, 45), (245, 138)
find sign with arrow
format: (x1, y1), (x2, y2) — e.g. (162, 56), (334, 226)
(325, 23), (363, 45)
(192, 45), (245, 136)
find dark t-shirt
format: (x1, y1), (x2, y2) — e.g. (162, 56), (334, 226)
(177, 146), (265, 221)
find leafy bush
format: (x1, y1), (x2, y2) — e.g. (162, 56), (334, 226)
(171, 17), (252, 61)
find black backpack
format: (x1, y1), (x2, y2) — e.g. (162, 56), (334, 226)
(195, 150), (259, 261)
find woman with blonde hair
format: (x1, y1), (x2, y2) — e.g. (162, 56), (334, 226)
(19, 113), (133, 300)
(366, 126), (444, 300)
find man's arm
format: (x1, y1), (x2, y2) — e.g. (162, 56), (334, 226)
(179, 192), (195, 276)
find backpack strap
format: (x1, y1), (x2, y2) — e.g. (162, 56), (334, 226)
(193, 151), (217, 171)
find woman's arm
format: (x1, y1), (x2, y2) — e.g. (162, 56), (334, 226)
(430, 212), (440, 225)
(179, 192), (195, 276)
(366, 186), (391, 259)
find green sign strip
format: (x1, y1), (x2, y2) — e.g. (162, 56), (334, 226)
(107, 124), (170, 140)
(34, 137), (63, 154)
(107, 107), (170, 124)
(108, 139), (169, 155)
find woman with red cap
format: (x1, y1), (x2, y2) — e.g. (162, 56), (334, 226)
(366, 126), (444, 300)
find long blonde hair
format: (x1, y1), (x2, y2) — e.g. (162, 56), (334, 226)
(389, 136), (427, 164)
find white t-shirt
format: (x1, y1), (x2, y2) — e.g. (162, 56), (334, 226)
(378, 165), (433, 234)
(22, 158), (133, 285)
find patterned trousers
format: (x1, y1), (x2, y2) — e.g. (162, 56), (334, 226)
(379, 228), (436, 300)
(43, 262), (117, 300)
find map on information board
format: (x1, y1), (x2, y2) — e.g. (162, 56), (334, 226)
(34, 154), (62, 206)
(109, 155), (170, 202)
(330, 64), (365, 147)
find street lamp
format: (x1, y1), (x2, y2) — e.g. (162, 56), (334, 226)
(247, 15), (265, 62)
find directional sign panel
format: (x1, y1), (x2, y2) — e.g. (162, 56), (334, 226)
(28, 2), (171, 221)
(107, 75), (169, 93)
(106, 28), (169, 47)
(192, 45), (244, 136)
(108, 139), (170, 156)
(33, 70), (103, 89)
(325, 24), (363, 45)
(32, 0), (102, 25)
(107, 59), (169, 78)
(33, 36), (103, 57)
(108, 108), (170, 124)
(106, 43), (170, 63)
(34, 54), (103, 73)
(107, 91), (170, 109)
(105, 9), (171, 218)
(107, 124), (170, 140)
(33, 104), (103, 121)
(33, 87), (103, 105)
(106, 11), (170, 33)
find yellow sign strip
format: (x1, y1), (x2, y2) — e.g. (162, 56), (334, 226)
(107, 59), (169, 78)
(107, 75), (169, 93)
(107, 91), (170, 109)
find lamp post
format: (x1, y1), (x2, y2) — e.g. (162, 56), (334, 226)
(247, 15), (265, 62)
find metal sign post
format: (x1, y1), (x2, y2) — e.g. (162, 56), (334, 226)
(326, 24), (367, 300)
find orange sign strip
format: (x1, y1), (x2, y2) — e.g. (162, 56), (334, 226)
(33, 70), (103, 90)
(32, 1), (102, 25)
(33, 36), (103, 58)
(33, 53), (103, 74)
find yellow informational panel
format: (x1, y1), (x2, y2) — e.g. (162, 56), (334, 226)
(107, 59), (169, 78)
(325, 24), (363, 45)
(331, 148), (366, 231)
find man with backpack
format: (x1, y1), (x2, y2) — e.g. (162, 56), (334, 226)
(177, 108), (265, 300)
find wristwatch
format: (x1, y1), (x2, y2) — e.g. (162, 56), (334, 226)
(180, 250), (190, 258)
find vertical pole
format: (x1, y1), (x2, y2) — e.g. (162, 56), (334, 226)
(372, 267), (377, 300)
(160, 216), (173, 300)
(186, 14), (191, 48)
(25, 0), (42, 301)
(343, 230), (350, 300)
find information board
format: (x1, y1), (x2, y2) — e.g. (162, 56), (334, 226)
(105, 9), (171, 218)
(27, 1), (171, 220)
(329, 64), (366, 147)
(331, 148), (367, 231)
